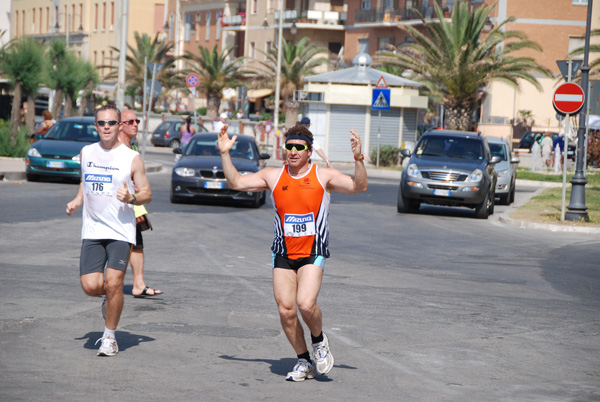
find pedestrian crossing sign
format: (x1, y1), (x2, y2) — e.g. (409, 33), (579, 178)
(372, 88), (391, 110)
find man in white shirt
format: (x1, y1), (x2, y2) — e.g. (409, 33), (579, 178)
(66, 104), (152, 357)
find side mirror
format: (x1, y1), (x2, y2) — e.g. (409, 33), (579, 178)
(173, 147), (182, 155)
(260, 153), (271, 160)
(510, 156), (520, 164)
(400, 148), (412, 158)
(490, 156), (501, 164)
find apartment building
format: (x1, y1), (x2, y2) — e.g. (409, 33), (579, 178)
(10, 0), (166, 84)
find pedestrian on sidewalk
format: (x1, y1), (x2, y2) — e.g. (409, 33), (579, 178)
(218, 123), (367, 381)
(66, 104), (152, 357)
(118, 109), (163, 298)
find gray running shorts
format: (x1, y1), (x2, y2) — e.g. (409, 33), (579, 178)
(80, 239), (132, 275)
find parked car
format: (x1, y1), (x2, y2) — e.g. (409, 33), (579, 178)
(25, 117), (98, 182)
(397, 130), (500, 219)
(487, 136), (520, 205)
(518, 131), (575, 160)
(151, 118), (207, 148)
(170, 133), (270, 207)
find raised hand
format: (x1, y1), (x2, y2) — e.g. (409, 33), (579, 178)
(217, 124), (236, 154)
(350, 129), (362, 157)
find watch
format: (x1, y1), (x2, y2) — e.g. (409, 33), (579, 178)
(128, 194), (137, 205)
(354, 153), (364, 162)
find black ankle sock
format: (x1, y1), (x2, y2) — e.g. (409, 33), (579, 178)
(297, 351), (311, 361)
(311, 331), (324, 344)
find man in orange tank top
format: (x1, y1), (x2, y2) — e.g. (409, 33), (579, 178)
(218, 124), (367, 381)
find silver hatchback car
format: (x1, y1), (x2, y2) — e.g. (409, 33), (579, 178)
(487, 136), (520, 205)
(398, 130), (501, 219)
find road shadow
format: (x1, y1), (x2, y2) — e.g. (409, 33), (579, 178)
(219, 355), (357, 381)
(75, 331), (155, 351)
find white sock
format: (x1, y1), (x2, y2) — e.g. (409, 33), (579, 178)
(104, 327), (116, 339)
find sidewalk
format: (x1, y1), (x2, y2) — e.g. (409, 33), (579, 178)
(2, 156), (597, 233)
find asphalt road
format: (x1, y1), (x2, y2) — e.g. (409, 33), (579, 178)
(0, 168), (599, 401)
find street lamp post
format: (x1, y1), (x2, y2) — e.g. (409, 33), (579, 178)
(115, 0), (129, 110)
(272, 0), (284, 155)
(565, 0), (593, 222)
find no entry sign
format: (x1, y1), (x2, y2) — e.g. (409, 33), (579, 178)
(553, 82), (585, 115)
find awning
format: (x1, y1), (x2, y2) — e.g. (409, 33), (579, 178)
(247, 88), (274, 101)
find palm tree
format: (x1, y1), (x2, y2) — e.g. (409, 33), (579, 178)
(62, 54), (99, 117)
(569, 29), (600, 81)
(109, 32), (178, 108)
(184, 45), (245, 118)
(46, 39), (69, 118)
(250, 37), (329, 127)
(374, 2), (552, 131)
(0, 37), (45, 139)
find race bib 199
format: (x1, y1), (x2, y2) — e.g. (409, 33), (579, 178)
(284, 213), (316, 237)
(84, 173), (113, 196)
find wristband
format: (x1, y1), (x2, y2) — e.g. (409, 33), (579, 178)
(354, 153), (364, 162)
(128, 194), (137, 205)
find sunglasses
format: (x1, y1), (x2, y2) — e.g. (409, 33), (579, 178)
(284, 143), (310, 152)
(123, 119), (141, 125)
(96, 120), (119, 127)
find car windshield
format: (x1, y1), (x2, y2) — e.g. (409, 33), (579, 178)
(489, 143), (508, 161)
(416, 137), (483, 160)
(155, 121), (171, 132)
(185, 138), (221, 157)
(44, 121), (99, 142)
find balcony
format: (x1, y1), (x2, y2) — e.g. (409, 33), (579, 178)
(354, 2), (453, 24)
(222, 13), (246, 27)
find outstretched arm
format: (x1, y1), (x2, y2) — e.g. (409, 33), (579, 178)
(326, 129), (367, 194)
(217, 124), (272, 192)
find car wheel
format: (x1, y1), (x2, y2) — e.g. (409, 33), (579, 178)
(489, 191), (495, 215)
(498, 193), (510, 205)
(169, 139), (181, 149)
(509, 184), (516, 204)
(475, 191), (491, 219)
(249, 192), (262, 208)
(397, 184), (409, 213)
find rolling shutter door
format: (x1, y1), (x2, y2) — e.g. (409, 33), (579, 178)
(369, 108), (401, 156)
(402, 108), (418, 144)
(328, 105), (366, 162)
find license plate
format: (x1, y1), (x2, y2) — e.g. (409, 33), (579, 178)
(433, 189), (451, 197)
(46, 161), (65, 168)
(204, 181), (223, 189)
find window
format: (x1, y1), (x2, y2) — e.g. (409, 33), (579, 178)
(46, 7), (49, 33)
(358, 38), (369, 54)
(80, 4), (83, 30)
(252, 0), (257, 14)
(378, 37), (393, 51)
(95, 4), (98, 30)
(72, 4), (75, 31)
(568, 36), (585, 58)
(195, 12), (200, 41)
(111, 2), (114, 28)
(103, 2), (106, 30)
(328, 42), (342, 55)
(32, 8), (35, 34)
(39, 7), (42, 34)
(216, 11), (221, 40)
(15, 10), (18, 36)
(101, 51), (105, 75)
(266, 41), (272, 54)
(361, 1), (371, 10)
(185, 13), (191, 42)
(205, 11), (211, 41)
(573, 0), (588, 4)
(383, 0), (395, 8)
(250, 41), (256, 58)
(169, 14), (174, 41)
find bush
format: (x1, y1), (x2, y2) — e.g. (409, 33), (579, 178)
(0, 121), (30, 157)
(196, 107), (207, 116)
(588, 130), (600, 167)
(369, 145), (401, 167)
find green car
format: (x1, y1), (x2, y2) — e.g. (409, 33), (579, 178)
(26, 117), (99, 182)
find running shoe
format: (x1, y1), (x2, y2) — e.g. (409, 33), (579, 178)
(285, 358), (315, 382)
(312, 333), (334, 375)
(101, 296), (106, 319)
(95, 335), (118, 357)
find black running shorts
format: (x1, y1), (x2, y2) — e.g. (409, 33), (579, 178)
(80, 239), (133, 275)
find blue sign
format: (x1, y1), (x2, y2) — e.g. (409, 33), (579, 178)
(372, 88), (391, 111)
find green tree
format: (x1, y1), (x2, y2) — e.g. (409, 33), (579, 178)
(184, 45), (245, 119)
(109, 32), (178, 108)
(63, 54), (99, 117)
(569, 29), (600, 81)
(0, 37), (45, 139)
(250, 37), (329, 127)
(374, 2), (551, 131)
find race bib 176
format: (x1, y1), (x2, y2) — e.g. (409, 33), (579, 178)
(283, 213), (316, 237)
(84, 173), (113, 196)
